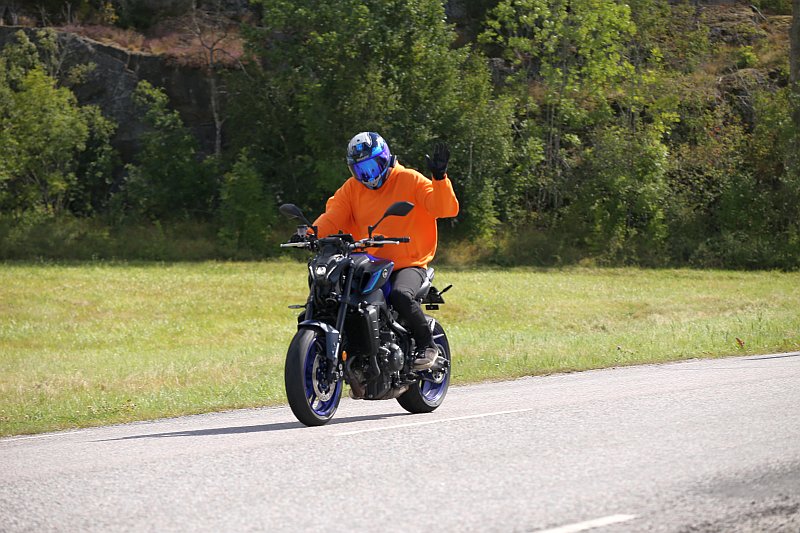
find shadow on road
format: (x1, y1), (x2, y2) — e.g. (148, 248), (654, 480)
(96, 412), (410, 442)
(745, 353), (800, 361)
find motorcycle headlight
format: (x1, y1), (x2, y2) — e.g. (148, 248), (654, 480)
(315, 265), (327, 277)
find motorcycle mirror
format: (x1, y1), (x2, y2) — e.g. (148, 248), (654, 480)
(369, 201), (415, 238)
(384, 201), (415, 218)
(279, 203), (312, 226)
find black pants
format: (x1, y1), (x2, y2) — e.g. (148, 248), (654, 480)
(389, 267), (434, 352)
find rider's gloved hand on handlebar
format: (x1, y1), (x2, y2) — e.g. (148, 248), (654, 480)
(425, 142), (450, 181)
(288, 233), (306, 243)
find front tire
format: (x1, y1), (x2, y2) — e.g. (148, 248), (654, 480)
(397, 320), (451, 414)
(285, 328), (342, 426)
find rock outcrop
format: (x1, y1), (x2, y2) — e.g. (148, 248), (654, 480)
(0, 26), (216, 163)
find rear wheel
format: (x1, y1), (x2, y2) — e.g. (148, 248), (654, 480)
(285, 328), (342, 426)
(397, 320), (451, 414)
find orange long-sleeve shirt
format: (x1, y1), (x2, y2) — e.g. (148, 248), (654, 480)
(313, 162), (459, 270)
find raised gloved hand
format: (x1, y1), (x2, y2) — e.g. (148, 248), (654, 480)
(425, 142), (450, 181)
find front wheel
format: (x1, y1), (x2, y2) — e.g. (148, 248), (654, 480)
(285, 328), (342, 426)
(397, 320), (451, 414)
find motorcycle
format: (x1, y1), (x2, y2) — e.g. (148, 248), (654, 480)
(279, 201), (453, 426)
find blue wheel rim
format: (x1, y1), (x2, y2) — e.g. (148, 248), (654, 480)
(304, 336), (341, 417)
(420, 334), (449, 403)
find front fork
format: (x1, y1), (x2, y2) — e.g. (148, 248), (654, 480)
(298, 265), (354, 383)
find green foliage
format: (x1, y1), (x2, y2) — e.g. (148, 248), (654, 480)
(231, 0), (512, 237)
(737, 87), (800, 268)
(124, 80), (216, 221)
(0, 214), (221, 261)
(664, 101), (752, 265)
(729, 23), (768, 46)
(0, 67), (86, 214)
(218, 150), (276, 255)
(735, 46), (759, 69)
(0, 31), (40, 90)
(1, 28), (64, 80)
(2, 0), (798, 268)
(0, 211), (110, 260)
(446, 51), (515, 238)
(566, 125), (669, 264)
(69, 105), (119, 216)
(480, 0), (636, 218)
(660, 85), (800, 269)
(751, 0), (793, 15)
(0, 31), (115, 217)
(660, 2), (710, 73)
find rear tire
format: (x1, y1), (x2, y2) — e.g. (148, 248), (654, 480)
(285, 328), (342, 426)
(397, 320), (451, 414)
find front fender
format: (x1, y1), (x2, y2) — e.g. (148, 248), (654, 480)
(298, 320), (341, 363)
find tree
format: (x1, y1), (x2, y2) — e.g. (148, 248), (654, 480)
(70, 105), (119, 216)
(792, 0), (799, 85)
(181, 0), (241, 158)
(241, 0), (463, 194)
(0, 30), (115, 216)
(480, 0), (636, 218)
(231, 0), (512, 237)
(125, 81), (215, 220)
(449, 52), (515, 237)
(791, 0), (799, 148)
(218, 150), (275, 254)
(782, 0), (800, 264)
(565, 125), (668, 263)
(0, 68), (86, 214)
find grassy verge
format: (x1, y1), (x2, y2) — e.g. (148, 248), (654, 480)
(1, 261), (798, 436)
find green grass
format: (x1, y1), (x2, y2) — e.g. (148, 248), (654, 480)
(1, 261), (799, 436)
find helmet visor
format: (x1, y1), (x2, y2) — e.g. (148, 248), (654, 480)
(349, 154), (390, 187)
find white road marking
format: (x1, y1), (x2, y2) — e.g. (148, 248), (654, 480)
(0, 429), (87, 443)
(335, 408), (533, 436)
(534, 514), (637, 533)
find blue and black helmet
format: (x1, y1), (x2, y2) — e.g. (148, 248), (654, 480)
(346, 132), (395, 190)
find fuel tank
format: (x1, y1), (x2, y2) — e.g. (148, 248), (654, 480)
(351, 253), (394, 297)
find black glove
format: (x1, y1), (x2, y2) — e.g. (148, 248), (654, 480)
(425, 142), (450, 181)
(289, 232), (305, 243)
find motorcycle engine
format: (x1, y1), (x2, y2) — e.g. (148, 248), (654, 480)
(361, 344), (398, 400)
(346, 319), (410, 401)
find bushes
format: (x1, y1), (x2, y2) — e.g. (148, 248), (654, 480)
(735, 46), (759, 69)
(565, 126), (669, 265)
(0, 214), (221, 261)
(123, 81), (216, 221)
(218, 151), (276, 256)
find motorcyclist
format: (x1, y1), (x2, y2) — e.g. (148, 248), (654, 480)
(312, 132), (459, 369)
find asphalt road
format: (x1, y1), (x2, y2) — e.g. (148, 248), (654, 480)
(2, 353), (799, 532)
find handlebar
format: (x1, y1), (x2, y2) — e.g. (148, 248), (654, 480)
(354, 237), (411, 248)
(280, 235), (410, 250)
